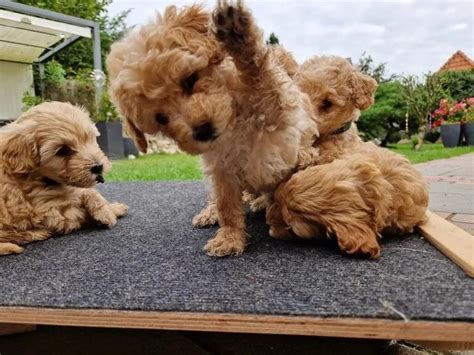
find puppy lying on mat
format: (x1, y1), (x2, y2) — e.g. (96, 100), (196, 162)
(0, 102), (128, 255)
(267, 56), (429, 258)
(107, 1), (318, 256)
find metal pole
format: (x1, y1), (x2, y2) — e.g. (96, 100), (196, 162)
(92, 24), (102, 72)
(38, 62), (45, 99)
(92, 23), (103, 118)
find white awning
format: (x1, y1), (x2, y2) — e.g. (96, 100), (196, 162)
(0, 9), (91, 63)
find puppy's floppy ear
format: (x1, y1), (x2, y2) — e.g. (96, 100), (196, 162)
(349, 72), (378, 110)
(124, 117), (148, 153)
(0, 128), (39, 174)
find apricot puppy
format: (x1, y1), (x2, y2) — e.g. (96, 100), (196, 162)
(267, 56), (429, 258)
(0, 102), (128, 255)
(107, 1), (318, 256)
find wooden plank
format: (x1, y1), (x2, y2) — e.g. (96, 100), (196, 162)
(0, 323), (36, 336)
(417, 210), (474, 277)
(0, 307), (473, 342)
(411, 341), (474, 351)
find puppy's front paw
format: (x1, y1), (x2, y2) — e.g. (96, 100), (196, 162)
(92, 207), (118, 228)
(193, 205), (219, 228)
(249, 194), (270, 213)
(336, 231), (381, 259)
(109, 202), (128, 218)
(268, 225), (293, 241)
(212, 0), (252, 51)
(0, 242), (24, 256)
(204, 227), (246, 257)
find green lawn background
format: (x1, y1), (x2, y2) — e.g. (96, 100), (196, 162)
(106, 143), (474, 182)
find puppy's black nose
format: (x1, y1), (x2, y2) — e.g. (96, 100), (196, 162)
(91, 164), (104, 175)
(192, 122), (216, 142)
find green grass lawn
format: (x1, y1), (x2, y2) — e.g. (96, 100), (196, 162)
(389, 143), (474, 164)
(106, 153), (202, 182)
(106, 143), (474, 182)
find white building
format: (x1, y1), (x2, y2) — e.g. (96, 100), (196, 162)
(0, 2), (101, 122)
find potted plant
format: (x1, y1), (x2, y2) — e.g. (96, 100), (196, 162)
(432, 99), (464, 148)
(95, 91), (125, 159)
(462, 98), (474, 146)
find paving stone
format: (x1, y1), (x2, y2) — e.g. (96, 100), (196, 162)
(452, 222), (474, 235)
(451, 214), (474, 224)
(433, 211), (452, 219)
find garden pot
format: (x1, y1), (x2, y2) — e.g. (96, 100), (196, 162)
(462, 122), (474, 146)
(440, 123), (462, 148)
(96, 122), (125, 159)
(424, 131), (440, 143)
(124, 137), (139, 156)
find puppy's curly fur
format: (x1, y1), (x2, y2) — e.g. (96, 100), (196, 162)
(0, 102), (128, 255)
(267, 56), (429, 258)
(107, 1), (318, 257)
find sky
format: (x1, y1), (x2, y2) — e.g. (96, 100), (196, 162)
(108, 0), (474, 77)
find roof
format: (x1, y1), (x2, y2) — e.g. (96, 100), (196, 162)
(438, 50), (474, 73)
(0, 5), (92, 64)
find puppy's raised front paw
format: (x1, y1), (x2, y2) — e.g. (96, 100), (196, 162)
(193, 205), (219, 228)
(92, 207), (118, 228)
(109, 202), (128, 218)
(0, 242), (24, 256)
(212, 0), (252, 51)
(204, 227), (246, 257)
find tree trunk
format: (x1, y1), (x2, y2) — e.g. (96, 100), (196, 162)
(415, 120), (426, 151)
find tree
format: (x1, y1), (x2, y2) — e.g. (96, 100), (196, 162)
(17, 0), (130, 74)
(358, 81), (409, 146)
(400, 73), (447, 150)
(357, 52), (394, 83)
(439, 69), (474, 102)
(266, 32), (280, 46)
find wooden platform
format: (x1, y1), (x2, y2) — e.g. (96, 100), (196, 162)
(0, 308), (473, 342)
(0, 182), (472, 344)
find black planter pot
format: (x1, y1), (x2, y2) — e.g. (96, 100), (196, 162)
(440, 123), (462, 148)
(124, 137), (139, 156)
(463, 122), (474, 146)
(96, 122), (125, 159)
(425, 131), (440, 143)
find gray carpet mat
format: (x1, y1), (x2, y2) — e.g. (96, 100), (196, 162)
(0, 182), (472, 321)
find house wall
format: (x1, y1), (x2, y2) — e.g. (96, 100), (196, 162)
(0, 61), (34, 121)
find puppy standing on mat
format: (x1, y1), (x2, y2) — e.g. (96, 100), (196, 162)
(0, 102), (128, 255)
(107, 1), (318, 256)
(267, 56), (429, 258)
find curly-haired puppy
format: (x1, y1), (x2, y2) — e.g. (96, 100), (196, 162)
(107, 1), (318, 256)
(0, 102), (128, 255)
(266, 56), (429, 258)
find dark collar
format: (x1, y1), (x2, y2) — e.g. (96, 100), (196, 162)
(330, 121), (352, 136)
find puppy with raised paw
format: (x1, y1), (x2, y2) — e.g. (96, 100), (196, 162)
(107, 1), (318, 256)
(0, 102), (128, 255)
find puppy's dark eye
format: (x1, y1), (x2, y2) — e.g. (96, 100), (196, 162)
(181, 72), (199, 95)
(156, 113), (169, 125)
(321, 99), (333, 110)
(56, 145), (72, 156)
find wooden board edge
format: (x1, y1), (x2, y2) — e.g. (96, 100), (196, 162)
(417, 210), (474, 277)
(0, 323), (36, 336)
(0, 307), (472, 342)
(410, 341), (474, 351)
